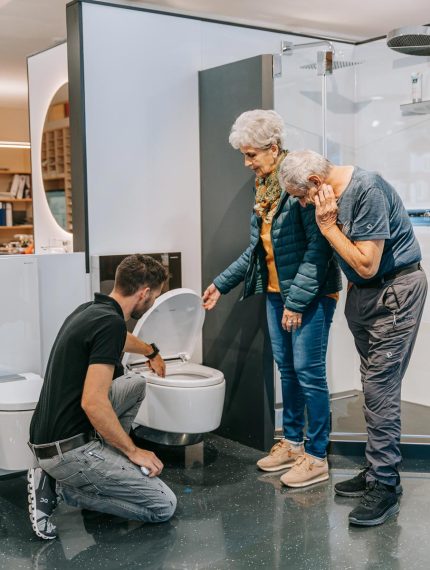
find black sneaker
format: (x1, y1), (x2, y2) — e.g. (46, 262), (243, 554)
(348, 480), (400, 526)
(28, 467), (58, 540)
(335, 468), (403, 497)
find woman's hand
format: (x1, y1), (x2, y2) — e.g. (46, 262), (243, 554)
(282, 309), (302, 332)
(315, 184), (338, 234)
(202, 283), (221, 310)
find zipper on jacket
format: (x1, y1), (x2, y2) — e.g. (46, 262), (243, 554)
(269, 194), (289, 303)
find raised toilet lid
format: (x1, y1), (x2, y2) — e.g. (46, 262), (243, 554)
(123, 289), (224, 388)
(0, 372), (43, 411)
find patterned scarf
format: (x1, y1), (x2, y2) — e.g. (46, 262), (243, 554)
(254, 151), (288, 224)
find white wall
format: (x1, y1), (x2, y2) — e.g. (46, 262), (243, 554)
(37, 253), (89, 373)
(0, 256), (41, 374)
(0, 253), (89, 376)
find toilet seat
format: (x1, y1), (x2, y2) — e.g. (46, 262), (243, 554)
(0, 372), (43, 411)
(143, 362), (224, 388)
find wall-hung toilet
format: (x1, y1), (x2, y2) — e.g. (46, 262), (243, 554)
(123, 288), (226, 445)
(0, 372), (44, 471)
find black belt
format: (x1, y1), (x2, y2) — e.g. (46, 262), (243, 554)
(354, 262), (421, 289)
(31, 432), (95, 460)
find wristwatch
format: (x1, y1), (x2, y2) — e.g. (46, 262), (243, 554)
(146, 343), (160, 360)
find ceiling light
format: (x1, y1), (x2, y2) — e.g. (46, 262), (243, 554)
(0, 141), (31, 149)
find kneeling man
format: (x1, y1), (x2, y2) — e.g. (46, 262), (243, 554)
(28, 254), (176, 539)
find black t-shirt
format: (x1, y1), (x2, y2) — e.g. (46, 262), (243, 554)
(30, 293), (127, 444)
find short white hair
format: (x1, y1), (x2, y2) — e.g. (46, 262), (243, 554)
(229, 109), (286, 150)
(278, 150), (332, 195)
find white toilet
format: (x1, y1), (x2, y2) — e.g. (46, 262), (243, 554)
(123, 288), (226, 445)
(0, 372), (44, 471)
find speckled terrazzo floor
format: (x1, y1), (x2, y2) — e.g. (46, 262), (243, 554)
(1, 435), (430, 569)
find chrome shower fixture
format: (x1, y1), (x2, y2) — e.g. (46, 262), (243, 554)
(387, 25), (430, 56)
(280, 40), (336, 76)
(300, 59), (362, 72)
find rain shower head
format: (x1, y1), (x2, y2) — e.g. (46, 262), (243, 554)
(300, 60), (362, 71)
(387, 25), (430, 56)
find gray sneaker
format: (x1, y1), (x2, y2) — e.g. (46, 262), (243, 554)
(28, 468), (58, 540)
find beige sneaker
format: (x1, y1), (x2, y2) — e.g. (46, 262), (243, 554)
(256, 439), (304, 472)
(280, 453), (329, 488)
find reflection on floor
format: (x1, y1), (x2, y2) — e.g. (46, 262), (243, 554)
(331, 390), (430, 442)
(1, 434), (430, 569)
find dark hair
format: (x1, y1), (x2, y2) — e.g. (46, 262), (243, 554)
(114, 254), (168, 296)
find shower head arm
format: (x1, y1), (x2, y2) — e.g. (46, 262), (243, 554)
(281, 39), (335, 56)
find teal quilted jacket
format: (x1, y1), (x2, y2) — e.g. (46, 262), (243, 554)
(213, 192), (342, 313)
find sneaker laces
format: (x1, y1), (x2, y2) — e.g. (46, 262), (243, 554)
(361, 481), (386, 507)
(291, 454), (309, 471)
(269, 440), (292, 455)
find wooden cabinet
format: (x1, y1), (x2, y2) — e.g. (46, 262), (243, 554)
(41, 117), (72, 232)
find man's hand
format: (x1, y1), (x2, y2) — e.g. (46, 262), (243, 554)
(202, 283), (221, 310)
(282, 309), (302, 332)
(315, 184), (338, 234)
(128, 447), (164, 477)
(148, 353), (166, 377)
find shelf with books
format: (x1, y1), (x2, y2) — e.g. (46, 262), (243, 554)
(41, 122), (72, 232)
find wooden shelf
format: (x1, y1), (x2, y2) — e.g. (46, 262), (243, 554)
(0, 170), (31, 175)
(43, 173), (66, 181)
(0, 198), (32, 203)
(0, 225), (33, 231)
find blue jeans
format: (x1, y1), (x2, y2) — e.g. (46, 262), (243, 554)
(266, 293), (336, 459)
(34, 374), (177, 522)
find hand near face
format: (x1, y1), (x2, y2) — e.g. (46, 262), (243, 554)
(202, 283), (221, 310)
(315, 184), (338, 233)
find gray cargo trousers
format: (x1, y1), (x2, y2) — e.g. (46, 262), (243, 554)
(34, 374), (177, 522)
(345, 267), (428, 487)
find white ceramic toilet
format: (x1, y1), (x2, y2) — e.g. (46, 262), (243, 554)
(123, 288), (226, 445)
(0, 372), (44, 471)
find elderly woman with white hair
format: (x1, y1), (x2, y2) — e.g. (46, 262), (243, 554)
(202, 109), (342, 488)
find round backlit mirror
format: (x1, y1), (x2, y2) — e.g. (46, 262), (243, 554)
(41, 83), (72, 233)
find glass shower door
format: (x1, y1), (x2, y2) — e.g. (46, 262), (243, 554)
(273, 46), (363, 441)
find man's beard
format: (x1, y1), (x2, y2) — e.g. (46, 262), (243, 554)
(130, 309), (144, 320)
(130, 299), (151, 321)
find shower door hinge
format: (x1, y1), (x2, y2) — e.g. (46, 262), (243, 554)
(273, 54), (282, 78)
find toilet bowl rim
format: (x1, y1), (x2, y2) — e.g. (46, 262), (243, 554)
(142, 362), (225, 388)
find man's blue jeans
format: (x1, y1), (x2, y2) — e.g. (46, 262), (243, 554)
(34, 374), (177, 522)
(266, 293), (336, 459)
